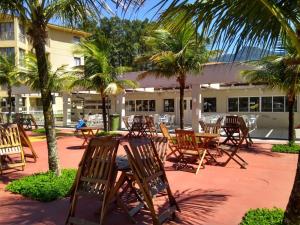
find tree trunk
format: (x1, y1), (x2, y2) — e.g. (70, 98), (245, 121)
(32, 25), (60, 176)
(7, 85), (12, 123)
(178, 76), (185, 129)
(101, 95), (108, 132)
(287, 97), (296, 145)
(284, 96), (299, 225)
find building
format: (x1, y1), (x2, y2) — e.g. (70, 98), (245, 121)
(0, 14), (89, 125)
(109, 62), (299, 132)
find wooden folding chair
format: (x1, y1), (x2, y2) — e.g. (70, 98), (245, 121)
(0, 124), (25, 174)
(151, 136), (168, 164)
(222, 116), (240, 146)
(124, 137), (180, 225)
(123, 116), (134, 137)
(130, 115), (147, 137)
(145, 115), (158, 137)
(160, 123), (181, 160)
(238, 117), (253, 147)
(66, 136), (119, 225)
(0, 113), (4, 124)
(175, 129), (207, 175)
(17, 124), (38, 162)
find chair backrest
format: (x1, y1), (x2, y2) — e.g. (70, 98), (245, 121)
(75, 136), (119, 197)
(0, 124), (22, 151)
(175, 129), (198, 151)
(0, 113), (4, 124)
(124, 137), (166, 196)
(225, 115), (239, 126)
(145, 115), (155, 128)
(159, 123), (174, 143)
(151, 136), (168, 163)
(238, 116), (248, 133)
(122, 116), (131, 129)
(199, 120), (208, 132)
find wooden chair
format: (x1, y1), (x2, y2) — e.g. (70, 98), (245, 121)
(151, 136), (168, 164)
(175, 129), (207, 175)
(131, 115), (147, 137)
(0, 124), (25, 174)
(0, 113), (4, 124)
(17, 124), (38, 162)
(123, 116), (134, 136)
(160, 123), (181, 160)
(145, 115), (158, 137)
(13, 113), (38, 130)
(223, 115), (240, 146)
(238, 117), (253, 147)
(66, 136), (119, 225)
(124, 137), (180, 225)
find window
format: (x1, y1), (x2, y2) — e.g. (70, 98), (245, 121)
(19, 24), (26, 43)
(164, 99), (174, 112)
(149, 100), (156, 111)
(249, 97), (260, 112)
(19, 48), (25, 66)
(273, 96), (285, 112)
(125, 100), (135, 112)
(228, 98), (238, 112)
(203, 97), (216, 112)
(74, 57), (81, 66)
(261, 97), (272, 112)
(239, 97), (249, 112)
(73, 36), (80, 43)
(0, 22), (14, 40)
(0, 47), (15, 63)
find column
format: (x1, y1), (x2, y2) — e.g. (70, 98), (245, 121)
(62, 93), (71, 127)
(192, 84), (202, 132)
(25, 96), (30, 113)
(116, 94), (126, 129)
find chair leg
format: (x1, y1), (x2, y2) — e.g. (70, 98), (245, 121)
(195, 149), (207, 175)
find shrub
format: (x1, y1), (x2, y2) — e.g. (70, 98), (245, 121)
(272, 144), (300, 154)
(95, 131), (122, 137)
(32, 128), (61, 134)
(6, 169), (76, 202)
(240, 208), (284, 225)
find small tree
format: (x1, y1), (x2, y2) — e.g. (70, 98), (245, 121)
(0, 55), (21, 122)
(72, 36), (137, 131)
(136, 25), (213, 129)
(242, 52), (300, 145)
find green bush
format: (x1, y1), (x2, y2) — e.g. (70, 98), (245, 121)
(95, 131), (122, 137)
(32, 128), (61, 134)
(6, 169), (76, 202)
(272, 144), (300, 154)
(240, 208), (284, 225)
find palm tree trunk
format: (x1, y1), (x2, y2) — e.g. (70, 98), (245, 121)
(178, 76), (185, 129)
(32, 26), (60, 176)
(101, 95), (108, 131)
(284, 96), (299, 225)
(287, 97), (296, 145)
(7, 85), (12, 123)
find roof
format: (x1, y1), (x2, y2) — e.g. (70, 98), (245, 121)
(123, 62), (253, 89)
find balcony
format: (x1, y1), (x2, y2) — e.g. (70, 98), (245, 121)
(19, 33), (26, 43)
(0, 31), (14, 40)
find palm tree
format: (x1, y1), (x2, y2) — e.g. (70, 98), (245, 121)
(0, 0), (125, 176)
(0, 55), (21, 123)
(72, 36), (137, 131)
(19, 53), (76, 93)
(136, 26), (213, 129)
(242, 54), (300, 145)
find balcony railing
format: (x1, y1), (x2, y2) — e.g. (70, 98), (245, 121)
(19, 33), (26, 43)
(0, 31), (14, 40)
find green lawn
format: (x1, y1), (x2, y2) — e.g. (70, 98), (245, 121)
(272, 144), (300, 154)
(240, 208), (284, 225)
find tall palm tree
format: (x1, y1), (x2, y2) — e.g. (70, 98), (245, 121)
(72, 36), (137, 131)
(242, 54), (300, 145)
(0, 55), (21, 122)
(136, 26), (213, 129)
(0, 0), (126, 176)
(19, 53), (76, 93)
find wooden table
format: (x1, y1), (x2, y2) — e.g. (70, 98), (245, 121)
(196, 132), (220, 164)
(78, 126), (101, 147)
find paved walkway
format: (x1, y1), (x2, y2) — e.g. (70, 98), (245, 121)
(0, 134), (298, 225)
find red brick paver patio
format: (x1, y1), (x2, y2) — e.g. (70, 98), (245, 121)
(0, 132), (297, 225)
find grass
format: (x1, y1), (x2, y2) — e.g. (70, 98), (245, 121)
(95, 131), (122, 137)
(272, 144), (300, 154)
(240, 208), (284, 225)
(32, 128), (61, 134)
(6, 169), (76, 202)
